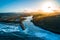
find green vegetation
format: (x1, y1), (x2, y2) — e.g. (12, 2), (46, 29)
(32, 13), (60, 34)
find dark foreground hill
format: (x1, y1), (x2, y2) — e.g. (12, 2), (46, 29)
(32, 13), (60, 34)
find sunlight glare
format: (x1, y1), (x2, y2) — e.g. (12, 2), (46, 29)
(40, 1), (58, 13)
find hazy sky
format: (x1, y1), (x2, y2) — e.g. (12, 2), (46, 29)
(0, 0), (60, 12)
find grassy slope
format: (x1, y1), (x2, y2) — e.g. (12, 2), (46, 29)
(32, 13), (60, 34)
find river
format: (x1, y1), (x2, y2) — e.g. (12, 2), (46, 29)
(0, 16), (60, 40)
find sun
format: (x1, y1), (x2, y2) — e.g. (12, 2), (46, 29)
(40, 1), (58, 13)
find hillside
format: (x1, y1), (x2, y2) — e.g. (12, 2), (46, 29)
(32, 13), (60, 34)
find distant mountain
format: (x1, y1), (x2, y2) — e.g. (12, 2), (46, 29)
(0, 13), (22, 16)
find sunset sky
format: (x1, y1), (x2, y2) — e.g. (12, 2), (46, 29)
(0, 0), (60, 12)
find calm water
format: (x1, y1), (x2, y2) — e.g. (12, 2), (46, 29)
(0, 16), (60, 40)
